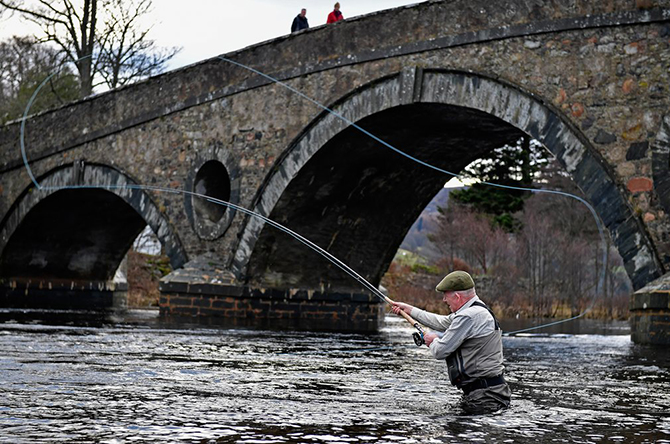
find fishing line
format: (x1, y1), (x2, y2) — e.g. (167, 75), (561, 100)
(16, 57), (422, 347)
(15, 55), (606, 342)
(20, 55), (93, 190)
(218, 57), (608, 335)
(15, 59), (394, 306)
(21, 183), (394, 308)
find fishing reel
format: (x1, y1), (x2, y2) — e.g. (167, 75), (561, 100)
(412, 323), (425, 346)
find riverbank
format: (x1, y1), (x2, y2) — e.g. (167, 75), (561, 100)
(381, 264), (631, 321)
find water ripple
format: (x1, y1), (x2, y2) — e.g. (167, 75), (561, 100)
(0, 315), (668, 443)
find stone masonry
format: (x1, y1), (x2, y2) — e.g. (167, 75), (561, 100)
(0, 0), (669, 339)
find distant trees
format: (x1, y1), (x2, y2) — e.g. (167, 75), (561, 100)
(0, 36), (79, 123)
(0, 0), (179, 98)
(389, 145), (632, 320)
(429, 206), (508, 275)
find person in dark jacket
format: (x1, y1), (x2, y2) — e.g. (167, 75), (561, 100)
(291, 8), (309, 32)
(326, 2), (344, 23)
(392, 271), (512, 414)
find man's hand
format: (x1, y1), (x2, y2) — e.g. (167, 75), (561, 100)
(391, 302), (413, 315)
(423, 332), (438, 346)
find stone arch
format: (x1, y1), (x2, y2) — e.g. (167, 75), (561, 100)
(651, 113), (670, 266)
(0, 162), (187, 280)
(233, 68), (663, 290)
(652, 115), (670, 213)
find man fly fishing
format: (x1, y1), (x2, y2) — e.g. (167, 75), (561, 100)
(392, 270), (511, 414)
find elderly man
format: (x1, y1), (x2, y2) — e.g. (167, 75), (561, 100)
(392, 270), (511, 414)
(291, 8), (309, 33)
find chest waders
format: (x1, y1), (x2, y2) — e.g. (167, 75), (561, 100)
(446, 301), (500, 388)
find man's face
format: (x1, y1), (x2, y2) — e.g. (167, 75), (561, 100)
(442, 291), (460, 312)
(301, 9), (306, 17)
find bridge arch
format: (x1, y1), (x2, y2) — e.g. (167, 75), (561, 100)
(652, 115), (670, 222)
(0, 163), (187, 282)
(232, 68), (663, 291)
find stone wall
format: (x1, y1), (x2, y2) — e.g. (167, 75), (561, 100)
(158, 287), (384, 332)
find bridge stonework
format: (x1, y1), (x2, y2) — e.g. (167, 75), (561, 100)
(1, 0), (669, 340)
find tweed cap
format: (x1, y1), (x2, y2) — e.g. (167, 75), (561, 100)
(435, 271), (475, 292)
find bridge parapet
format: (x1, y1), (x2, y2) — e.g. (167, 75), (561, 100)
(1, 0), (663, 173)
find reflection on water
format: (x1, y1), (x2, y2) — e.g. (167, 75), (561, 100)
(0, 310), (669, 443)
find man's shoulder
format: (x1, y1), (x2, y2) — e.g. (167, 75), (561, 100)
(458, 300), (489, 317)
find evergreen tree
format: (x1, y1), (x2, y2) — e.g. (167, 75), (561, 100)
(0, 36), (80, 124)
(451, 136), (549, 231)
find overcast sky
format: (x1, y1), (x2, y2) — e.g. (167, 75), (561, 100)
(0, 0), (420, 70)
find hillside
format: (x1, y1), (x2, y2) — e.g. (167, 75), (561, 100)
(399, 186), (461, 260)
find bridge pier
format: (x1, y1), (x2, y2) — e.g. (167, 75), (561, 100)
(158, 254), (384, 332)
(158, 285), (383, 332)
(630, 274), (670, 346)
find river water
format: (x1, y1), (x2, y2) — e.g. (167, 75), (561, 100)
(0, 310), (669, 443)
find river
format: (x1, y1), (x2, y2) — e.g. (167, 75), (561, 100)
(0, 309), (668, 443)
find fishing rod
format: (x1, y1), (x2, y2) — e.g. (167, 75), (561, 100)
(383, 295), (426, 346)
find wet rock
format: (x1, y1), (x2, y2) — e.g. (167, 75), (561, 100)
(627, 177), (653, 193)
(581, 116), (595, 131)
(594, 129), (617, 144)
(626, 141), (649, 160)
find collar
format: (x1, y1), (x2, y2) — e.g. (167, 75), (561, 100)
(456, 295), (480, 313)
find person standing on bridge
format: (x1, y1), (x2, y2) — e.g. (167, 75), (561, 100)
(327, 2), (344, 24)
(291, 8), (309, 32)
(392, 270), (511, 414)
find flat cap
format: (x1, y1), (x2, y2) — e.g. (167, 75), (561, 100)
(435, 270), (475, 292)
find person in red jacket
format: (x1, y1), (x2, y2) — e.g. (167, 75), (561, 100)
(327, 2), (344, 23)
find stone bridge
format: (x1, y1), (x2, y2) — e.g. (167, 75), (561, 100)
(1, 0), (669, 342)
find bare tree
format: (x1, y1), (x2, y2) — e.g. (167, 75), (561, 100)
(0, 0), (99, 96)
(0, 0), (179, 97)
(97, 0), (178, 89)
(459, 210), (495, 274)
(518, 208), (555, 316)
(553, 235), (591, 316)
(430, 204), (508, 275)
(429, 204), (462, 270)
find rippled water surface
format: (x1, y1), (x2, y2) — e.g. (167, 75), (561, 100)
(1, 310), (669, 443)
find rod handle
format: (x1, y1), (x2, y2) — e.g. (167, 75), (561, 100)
(384, 296), (421, 328)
